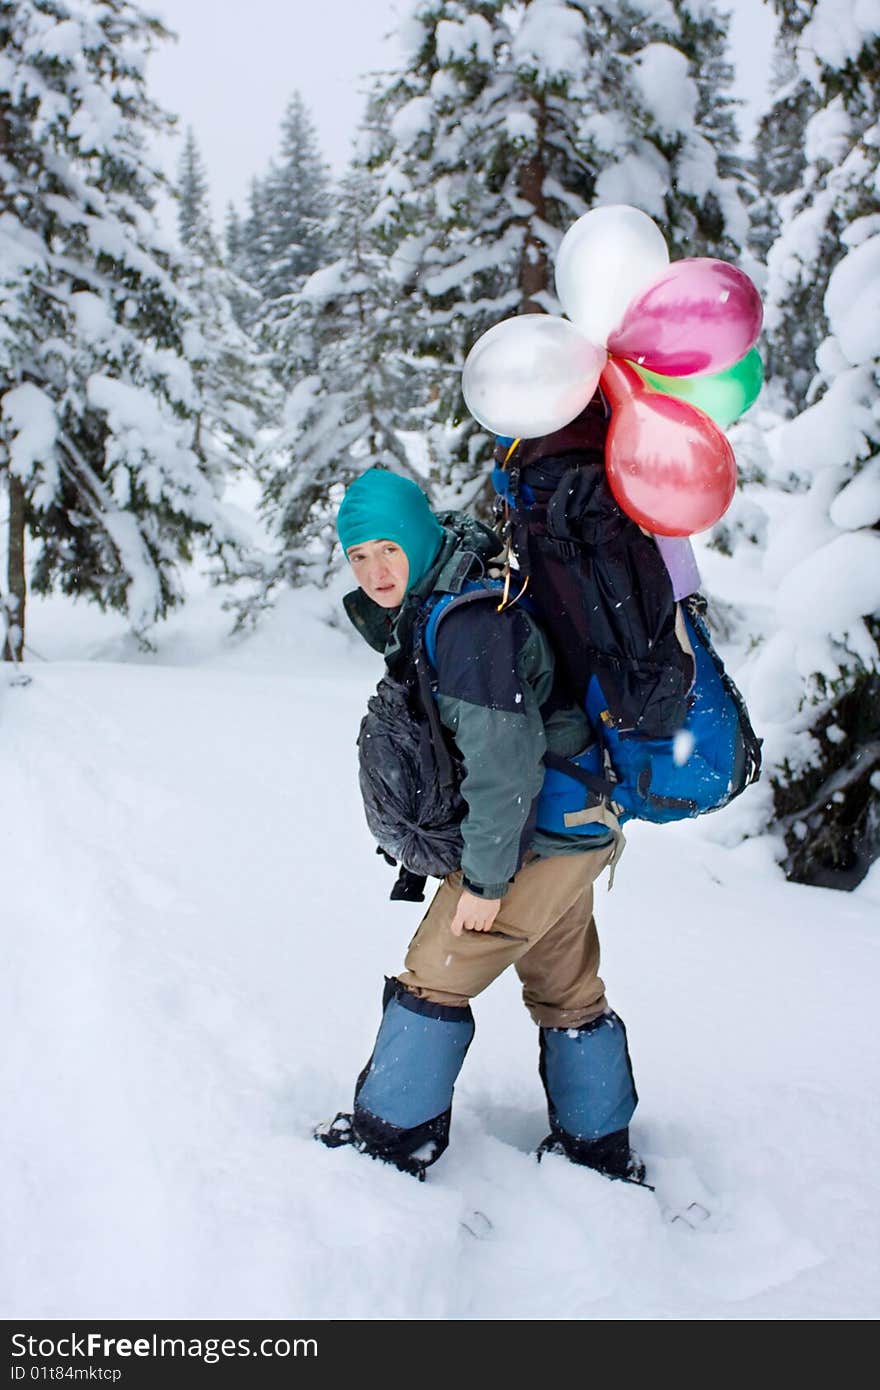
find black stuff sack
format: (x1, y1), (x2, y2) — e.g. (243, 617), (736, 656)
(357, 671), (465, 881)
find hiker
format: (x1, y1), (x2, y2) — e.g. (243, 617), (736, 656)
(315, 462), (643, 1183)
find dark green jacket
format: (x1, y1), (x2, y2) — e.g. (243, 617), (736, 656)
(345, 514), (606, 896)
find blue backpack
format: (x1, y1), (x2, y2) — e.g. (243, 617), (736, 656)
(492, 442), (762, 829)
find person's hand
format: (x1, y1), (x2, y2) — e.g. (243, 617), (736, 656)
(450, 890), (502, 937)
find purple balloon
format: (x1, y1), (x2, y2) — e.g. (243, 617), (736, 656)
(607, 258), (763, 377)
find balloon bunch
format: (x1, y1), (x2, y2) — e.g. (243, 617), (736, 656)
(461, 205), (764, 537)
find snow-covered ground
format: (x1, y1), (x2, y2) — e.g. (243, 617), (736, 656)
(3, 578), (878, 1321)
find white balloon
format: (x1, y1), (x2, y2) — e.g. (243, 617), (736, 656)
(555, 205), (669, 345)
(462, 316), (606, 439)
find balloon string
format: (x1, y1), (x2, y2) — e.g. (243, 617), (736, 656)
(497, 438), (528, 611)
(497, 565), (529, 613)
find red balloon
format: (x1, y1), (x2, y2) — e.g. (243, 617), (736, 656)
(607, 258), (763, 377)
(601, 358), (737, 537)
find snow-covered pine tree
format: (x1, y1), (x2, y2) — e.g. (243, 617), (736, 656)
(724, 0), (880, 888)
(257, 92), (332, 306)
(238, 163), (413, 617)
(366, 0), (748, 502)
(228, 176), (269, 318)
(0, 0), (251, 654)
(579, 0), (747, 262)
(177, 126), (211, 252)
(364, 1), (518, 499)
(226, 93), (332, 362)
(753, 4), (825, 407)
(750, 51), (818, 270)
(255, 106), (334, 399)
(175, 128), (278, 486)
(224, 202), (242, 263)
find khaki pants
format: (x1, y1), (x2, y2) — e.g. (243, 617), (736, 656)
(398, 846), (615, 1029)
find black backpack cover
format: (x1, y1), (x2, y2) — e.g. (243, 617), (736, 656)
(357, 636), (465, 887)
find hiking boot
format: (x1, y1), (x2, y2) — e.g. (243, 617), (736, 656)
(314, 1112), (357, 1149)
(314, 1112), (430, 1181)
(536, 1127), (647, 1185)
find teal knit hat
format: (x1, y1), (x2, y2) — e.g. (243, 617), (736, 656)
(337, 468), (444, 593)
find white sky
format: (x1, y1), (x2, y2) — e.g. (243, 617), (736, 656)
(148, 0), (777, 235)
(149, 0), (402, 228)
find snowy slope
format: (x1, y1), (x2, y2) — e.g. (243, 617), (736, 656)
(2, 585), (878, 1321)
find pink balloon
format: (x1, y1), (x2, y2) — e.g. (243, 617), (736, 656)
(601, 358), (737, 537)
(607, 259), (763, 377)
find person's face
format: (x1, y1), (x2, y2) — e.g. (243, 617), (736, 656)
(347, 539), (410, 608)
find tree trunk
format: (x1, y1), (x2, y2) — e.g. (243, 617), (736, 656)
(779, 668), (880, 890)
(518, 95), (548, 314)
(3, 473), (26, 663)
(1, 87), (23, 663)
(0, 92), (11, 219)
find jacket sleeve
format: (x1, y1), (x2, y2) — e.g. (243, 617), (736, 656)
(432, 603), (555, 897)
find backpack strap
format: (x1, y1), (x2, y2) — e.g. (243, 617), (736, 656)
(541, 751), (627, 886)
(422, 583), (504, 669)
(412, 643), (458, 792)
(542, 750), (616, 802)
(412, 584), (504, 792)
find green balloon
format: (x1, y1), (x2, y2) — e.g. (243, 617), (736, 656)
(636, 348), (764, 428)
